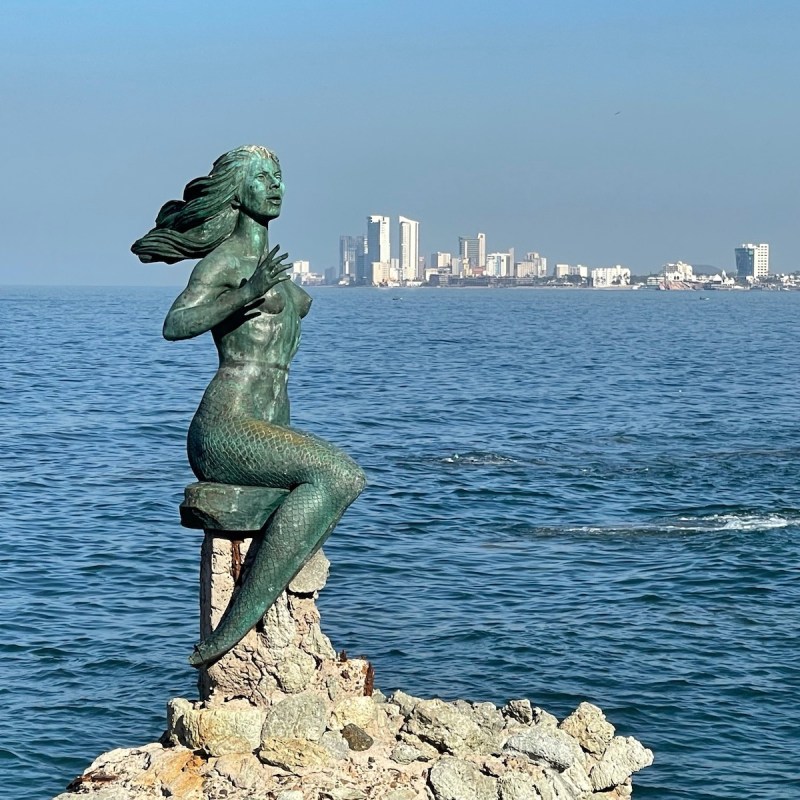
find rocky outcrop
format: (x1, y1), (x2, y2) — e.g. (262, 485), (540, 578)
(54, 552), (653, 800)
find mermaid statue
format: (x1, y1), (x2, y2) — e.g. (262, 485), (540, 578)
(132, 145), (366, 667)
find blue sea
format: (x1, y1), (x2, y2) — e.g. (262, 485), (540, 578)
(1, 286), (798, 799)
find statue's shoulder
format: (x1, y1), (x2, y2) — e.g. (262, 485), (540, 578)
(188, 248), (247, 292)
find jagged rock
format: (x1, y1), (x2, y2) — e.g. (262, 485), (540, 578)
(497, 771), (540, 800)
(263, 594), (297, 648)
(391, 689), (422, 716)
(503, 700), (534, 725)
(559, 703), (615, 757)
(470, 702), (506, 733)
(258, 737), (331, 770)
(428, 756), (499, 800)
(505, 728), (582, 771)
(532, 708), (560, 729)
(320, 730), (350, 760)
(276, 792), (304, 800)
(589, 737), (653, 791)
(385, 790), (419, 800)
(398, 732), (442, 761)
(262, 691), (327, 742)
(288, 549), (330, 594)
(212, 752), (266, 790)
(331, 695), (379, 730)
(406, 698), (486, 755)
(390, 743), (426, 764)
(591, 779), (632, 798)
(341, 723), (374, 751)
(304, 622), (337, 660)
(167, 698), (265, 756)
(274, 648), (317, 693)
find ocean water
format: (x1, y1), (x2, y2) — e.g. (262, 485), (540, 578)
(1, 285), (798, 799)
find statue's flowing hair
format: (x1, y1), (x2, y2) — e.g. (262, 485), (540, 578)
(131, 145), (276, 264)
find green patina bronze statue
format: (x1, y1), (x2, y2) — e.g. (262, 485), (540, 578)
(132, 145), (366, 667)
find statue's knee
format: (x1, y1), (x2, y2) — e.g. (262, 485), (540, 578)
(330, 461), (366, 505)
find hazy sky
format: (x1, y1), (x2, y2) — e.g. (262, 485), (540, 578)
(1, 0), (798, 285)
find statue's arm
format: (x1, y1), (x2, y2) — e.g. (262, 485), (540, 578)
(163, 259), (253, 341)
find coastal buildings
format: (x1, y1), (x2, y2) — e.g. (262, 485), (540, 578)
(590, 265), (630, 287)
(367, 215), (390, 265)
(485, 252), (513, 277)
(332, 219), (777, 287)
(339, 236), (356, 280)
(735, 243), (769, 280)
(398, 217), (420, 281)
(459, 233), (486, 272)
(516, 252), (547, 279)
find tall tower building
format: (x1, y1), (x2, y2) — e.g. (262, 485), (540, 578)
(367, 215), (391, 268)
(339, 235), (356, 279)
(735, 243), (769, 280)
(354, 235), (368, 284)
(398, 216), (420, 281)
(458, 233), (486, 271)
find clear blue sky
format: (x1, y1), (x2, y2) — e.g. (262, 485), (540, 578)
(1, 0), (798, 285)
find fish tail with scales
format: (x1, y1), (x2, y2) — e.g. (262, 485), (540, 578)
(188, 416), (366, 667)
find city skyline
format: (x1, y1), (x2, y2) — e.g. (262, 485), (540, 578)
(1, 2), (798, 286)
(325, 211), (778, 285)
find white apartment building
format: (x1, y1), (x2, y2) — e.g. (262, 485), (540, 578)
(367, 215), (391, 266)
(292, 260), (310, 275)
(398, 216), (420, 282)
(553, 263), (588, 280)
(430, 252), (452, 269)
(516, 251), (548, 279)
(663, 261), (694, 282)
(735, 243), (769, 280)
(371, 260), (395, 285)
(591, 265), (630, 287)
(485, 252), (513, 277)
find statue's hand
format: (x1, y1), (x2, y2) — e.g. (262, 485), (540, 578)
(246, 245), (291, 300)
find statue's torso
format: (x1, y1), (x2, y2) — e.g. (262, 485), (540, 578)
(195, 279), (311, 428)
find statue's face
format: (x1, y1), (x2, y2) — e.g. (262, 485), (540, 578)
(238, 155), (284, 221)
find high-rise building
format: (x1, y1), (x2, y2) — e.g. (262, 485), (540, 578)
(339, 235), (357, 279)
(430, 252), (452, 269)
(398, 216), (420, 281)
(516, 252), (547, 279)
(458, 233), (486, 271)
(367, 215), (391, 271)
(485, 252), (513, 277)
(354, 235), (368, 284)
(735, 243), (769, 280)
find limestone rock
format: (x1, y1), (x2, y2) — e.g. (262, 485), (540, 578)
(390, 743), (426, 764)
(258, 737), (331, 771)
(589, 737), (653, 791)
(497, 771), (540, 800)
(406, 698), (485, 755)
(503, 699), (534, 725)
(274, 648), (317, 693)
(167, 698), (265, 756)
(212, 752), (267, 790)
(262, 691), (327, 742)
(331, 695), (379, 731)
(559, 703), (615, 757)
(505, 728), (582, 771)
(531, 708), (560, 729)
(320, 730), (351, 760)
(288, 549), (330, 594)
(428, 756), (499, 800)
(391, 689), (422, 716)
